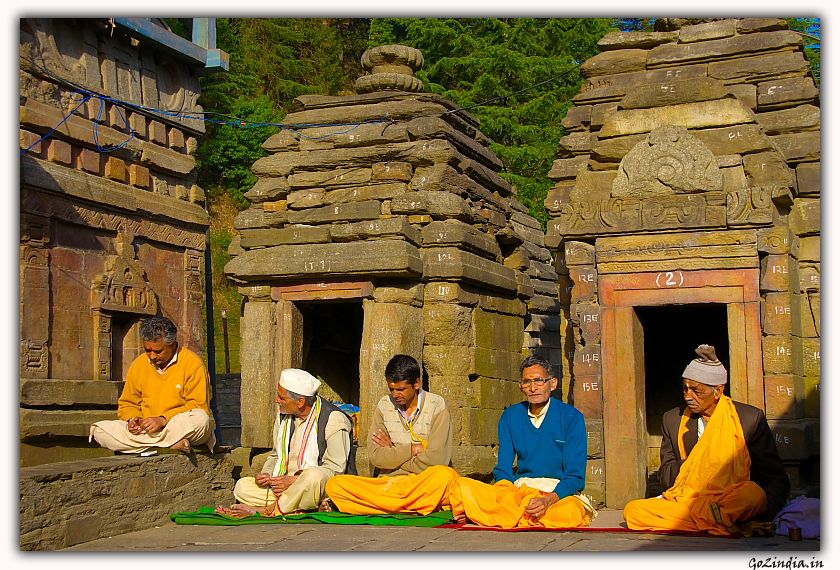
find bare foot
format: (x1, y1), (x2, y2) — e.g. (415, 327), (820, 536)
(214, 503), (270, 518)
(318, 498), (337, 512)
(452, 511), (467, 524)
(169, 438), (191, 453)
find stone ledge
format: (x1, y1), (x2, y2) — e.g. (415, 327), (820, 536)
(21, 453), (234, 550)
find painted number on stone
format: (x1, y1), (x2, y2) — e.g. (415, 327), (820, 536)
(776, 386), (793, 396)
(728, 131), (743, 140)
(582, 314), (598, 323)
(777, 345), (791, 356)
(772, 265), (788, 274)
(438, 252), (454, 261)
(438, 285), (451, 295)
(305, 260), (330, 272)
(581, 353), (599, 363)
(590, 465), (604, 474)
(775, 434), (790, 444)
(578, 273), (594, 282)
(582, 382), (599, 391)
(775, 306), (790, 314)
(656, 271), (684, 287)
(660, 84), (675, 93)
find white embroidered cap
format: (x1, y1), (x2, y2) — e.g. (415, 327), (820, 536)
(278, 368), (321, 396)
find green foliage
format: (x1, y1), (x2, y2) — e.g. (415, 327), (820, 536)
(209, 226), (242, 373)
(368, 18), (615, 226)
(785, 18), (820, 86)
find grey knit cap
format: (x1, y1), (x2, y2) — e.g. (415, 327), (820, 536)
(682, 344), (728, 386)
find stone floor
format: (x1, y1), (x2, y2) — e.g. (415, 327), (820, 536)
(62, 509), (819, 553)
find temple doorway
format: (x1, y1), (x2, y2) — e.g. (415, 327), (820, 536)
(635, 303), (730, 497)
(298, 301), (364, 406)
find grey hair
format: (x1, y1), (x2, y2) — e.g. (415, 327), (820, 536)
(140, 316), (177, 345)
(519, 354), (554, 379)
(286, 390), (318, 407)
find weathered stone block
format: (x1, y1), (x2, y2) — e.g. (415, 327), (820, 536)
(424, 304), (473, 346)
(757, 104), (820, 136)
(737, 18), (788, 33)
(460, 408), (503, 446)
(763, 335), (794, 375)
(129, 164), (150, 189)
(63, 514), (103, 547)
(798, 264), (820, 293)
(597, 31), (678, 50)
(558, 132), (598, 156)
(791, 293), (819, 338)
(794, 236), (820, 263)
(573, 344), (601, 377)
(299, 121), (409, 151)
(547, 156), (590, 182)
(473, 309), (523, 351)
(762, 292), (792, 335)
(391, 191), (474, 222)
(619, 77), (730, 110)
(574, 303), (601, 344)
(727, 84), (757, 110)
(648, 30), (803, 68)
(569, 171), (617, 202)
(771, 132), (820, 164)
(329, 216), (421, 246)
(372, 161), (413, 181)
(764, 374), (804, 419)
(239, 226), (331, 249)
(225, 240), (423, 281)
(20, 379), (121, 407)
(450, 445), (497, 480)
(679, 19), (737, 43)
(789, 199), (820, 237)
(599, 99), (756, 139)
(140, 142), (195, 176)
(795, 162), (820, 196)
(742, 152), (795, 188)
(757, 226), (792, 255)
(576, 65), (708, 105)
(767, 420), (815, 460)
(569, 266), (597, 302)
(323, 182), (409, 205)
(421, 247), (518, 293)
(757, 77), (819, 109)
(423, 345), (472, 377)
(580, 49), (649, 79)
(423, 281), (480, 306)
(586, 418), (604, 458)
(78, 148), (100, 174)
(760, 254), (798, 293)
(288, 168), (372, 190)
(473, 347), (521, 381)
(692, 124), (773, 156)
(591, 103), (619, 128)
(20, 409), (116, 439)
(410, 164), (508, 211)
(372, 281), (423, 307)
(721, 165), (748, 193)
(245, 177), (290, 203)
(708, 50), (811, 84)
(478, 294), (527, 317)
(527, 294), (562, 314)
(560, 105), (591, 132)
(572, 374), (602, 418)
(262, 129), (300, 152)
(421, 219), (501, 261)
(795, 337), (820, 378)
(104, 157), (127, 183)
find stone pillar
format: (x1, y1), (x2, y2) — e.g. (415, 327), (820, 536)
(239, 299), (277, 448)
(20, 214), (51, 379)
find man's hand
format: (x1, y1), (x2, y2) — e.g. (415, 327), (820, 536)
(127, 417), (144, 435)
(524, 492), (560, 520)
(268, 475), (298, 495)
(411, 443), (424, 456)
(138, 416), (167, 434)
(371, 429), (394, 448)
(255, 473), (272, 488)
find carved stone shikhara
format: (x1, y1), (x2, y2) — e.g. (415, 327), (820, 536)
(547, 17), (819, 507)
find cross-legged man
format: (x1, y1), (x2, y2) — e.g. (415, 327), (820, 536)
(326, 354), (457, 515)
(623, 345), (790, 536)
(90, 316), (215, 454)
(216, 369), (352, 517)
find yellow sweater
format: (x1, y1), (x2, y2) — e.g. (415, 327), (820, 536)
(117, 347), (210, 422)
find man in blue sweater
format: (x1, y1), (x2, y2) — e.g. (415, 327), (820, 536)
(449, 354), (594, 528)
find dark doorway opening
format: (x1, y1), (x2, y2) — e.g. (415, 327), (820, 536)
(299, 301), (364, 406)
(635, 303), (730, 497)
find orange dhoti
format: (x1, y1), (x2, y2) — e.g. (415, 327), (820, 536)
(624, 396), (770, 536)
(624, 481), (767, 535)
(326, 465), (460, 515)
(450, 478), (590, 529)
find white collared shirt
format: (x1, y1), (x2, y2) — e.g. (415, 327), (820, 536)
(527, 398), (551, 428)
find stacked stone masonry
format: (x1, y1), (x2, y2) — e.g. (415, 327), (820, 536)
(548, 18), (819, 507)
(225, 45), (563, 480)
(20, 18), (212, 467)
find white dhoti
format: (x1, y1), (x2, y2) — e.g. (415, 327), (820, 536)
(90, 408), (215, 453)
(233, 466), (330, 514)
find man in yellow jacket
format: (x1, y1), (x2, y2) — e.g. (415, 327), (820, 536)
(90, 316), (215, 454)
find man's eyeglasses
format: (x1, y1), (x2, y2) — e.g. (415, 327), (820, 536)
(519, 378), (550, 387)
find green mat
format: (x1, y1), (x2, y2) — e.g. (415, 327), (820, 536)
(171, 507), (454, 527)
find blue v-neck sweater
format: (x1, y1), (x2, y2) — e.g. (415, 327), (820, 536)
(493, 398), (587, 499)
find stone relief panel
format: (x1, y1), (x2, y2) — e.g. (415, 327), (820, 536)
(612, 125), (724, 197)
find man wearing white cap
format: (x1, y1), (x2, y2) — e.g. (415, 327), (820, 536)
(216, 368), (352, 516)
(624, 345), (789, 536)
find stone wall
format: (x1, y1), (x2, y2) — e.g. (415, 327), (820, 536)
(225, 45), (563, 480)
(546, 18), (819, 506)
(20, 453), (234, 550)
(20, 18), (213, 466)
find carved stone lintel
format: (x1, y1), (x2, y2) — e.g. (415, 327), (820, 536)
(549, 193), (727, 237)
(565, 241), (596, 266)
(726, 187), (774, 226)
(757, 226), (792, 255)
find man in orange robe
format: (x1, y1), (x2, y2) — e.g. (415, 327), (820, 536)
(623, 345), (789, 536)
